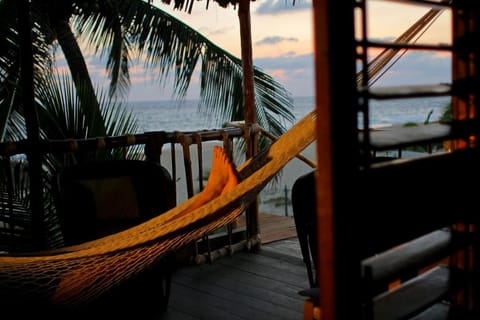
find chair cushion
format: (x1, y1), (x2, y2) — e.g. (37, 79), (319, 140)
(78, 176), (140, 220)
(54, 160), (175, 245)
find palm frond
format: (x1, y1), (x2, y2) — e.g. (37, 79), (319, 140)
(72, 0), (295, 137)
(0, 0), (55, 143)
(72, 1), (134, 99)
(35, 72), (142, 159)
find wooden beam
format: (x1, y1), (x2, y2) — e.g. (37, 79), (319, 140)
(238, 0), (260, 241)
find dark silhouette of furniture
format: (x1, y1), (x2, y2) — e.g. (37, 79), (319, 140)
(291, 170), (318, 288)
(53, 159), (176, 313)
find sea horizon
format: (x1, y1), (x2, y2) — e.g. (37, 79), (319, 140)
(127, 95), (451, 134)
(126, 95), (451, 216)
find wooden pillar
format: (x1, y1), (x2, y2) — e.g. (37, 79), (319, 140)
(18, 0), (46, 249)
(313, 1), (335, 317)
(238, 0), (260, 244)
(313, 0), (361, 318)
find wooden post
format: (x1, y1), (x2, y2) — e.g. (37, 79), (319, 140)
(314, 0), (361, 318)
(238, 0), (260, 246)
(18, 0), (46, 249)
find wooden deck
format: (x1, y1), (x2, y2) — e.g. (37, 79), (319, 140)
(255, 213), (298, 244)
(157, 214), (309, 320)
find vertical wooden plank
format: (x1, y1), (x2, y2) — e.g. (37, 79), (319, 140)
(452, 3), (480, 315)
(451, 3), (471, 150)
(238, 0), (260, 243)
(313, 0), (362, 319)
(17, 0), (45, 249)
(312, 1), (335, 318)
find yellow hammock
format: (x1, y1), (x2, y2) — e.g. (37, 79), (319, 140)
(0, 110), (317, 306)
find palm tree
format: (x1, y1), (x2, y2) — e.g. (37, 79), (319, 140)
(0, 0), (295, 143)
(0, 0), (296, 250)
(0, 71), (143, 251)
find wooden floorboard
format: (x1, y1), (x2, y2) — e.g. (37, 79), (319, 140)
(237, 212), (298, 244)
(157, 238), (309, 319)
(257, 214), (298, 244)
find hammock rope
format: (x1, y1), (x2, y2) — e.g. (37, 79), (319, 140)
(356, 7), (445, 87)
(0, 110), (317, 307)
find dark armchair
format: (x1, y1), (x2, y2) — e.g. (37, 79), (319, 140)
(53, 159), (176, 313)
(291, 170), (318, 288)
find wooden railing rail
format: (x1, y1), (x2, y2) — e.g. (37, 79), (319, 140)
(0, 125), (264, 259)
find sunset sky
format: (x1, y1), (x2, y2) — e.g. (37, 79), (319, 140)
(77, 0), (453, 101)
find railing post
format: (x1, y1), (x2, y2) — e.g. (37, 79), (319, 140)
(238, 0), (261, 251)
(144, 132), (166, 163)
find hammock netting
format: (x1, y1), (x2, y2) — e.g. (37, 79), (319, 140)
(0, 110), (317, 307)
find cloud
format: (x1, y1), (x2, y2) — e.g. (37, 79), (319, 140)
(373, 51), (451, 86)
(53, 43), (452, 102)
(249, 49), (450, 98)
(254, 52), (312, 70)
(255, 36), (298, 46)
(127, 52), (316, 100)
(253, 52), (314, 97)
(255, 0), (312, 15)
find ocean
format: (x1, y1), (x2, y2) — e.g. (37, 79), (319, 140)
(127, 95), (451, 133)
(127, 96), (451, 216)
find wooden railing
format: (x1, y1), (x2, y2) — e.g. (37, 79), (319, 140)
(0, 124), (263, 263)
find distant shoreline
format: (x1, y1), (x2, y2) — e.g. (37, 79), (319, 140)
(126, 95), (315, 104)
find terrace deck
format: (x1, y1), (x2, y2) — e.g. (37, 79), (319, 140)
(157, 214), (309, 320)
